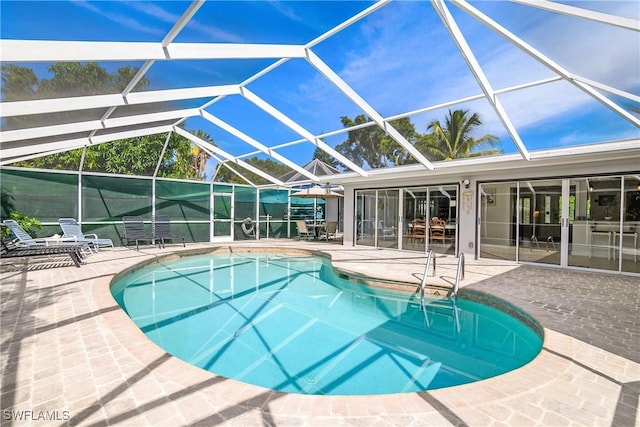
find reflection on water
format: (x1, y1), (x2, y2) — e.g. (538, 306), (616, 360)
(112, 253), (542, 395)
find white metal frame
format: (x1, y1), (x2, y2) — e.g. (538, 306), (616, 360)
(1, 0), (638, 186)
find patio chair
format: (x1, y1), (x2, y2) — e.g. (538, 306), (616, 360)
(152, 215), (185, 249)
(295, 220), (315, 241)
(1, 238), (89, 268)
(122, 216), (155, 250)
(58, 218), (114, 252)
(406, 218), (426, 242)
(430, 217), (446, 244)
(319, 221), (338, 241)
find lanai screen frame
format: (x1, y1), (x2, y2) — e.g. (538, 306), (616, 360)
(1, 0), (638, 188)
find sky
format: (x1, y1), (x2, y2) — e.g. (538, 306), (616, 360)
(1, 0), (639, 179)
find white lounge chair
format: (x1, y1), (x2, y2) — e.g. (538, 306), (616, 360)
(59, 218), (114, 251)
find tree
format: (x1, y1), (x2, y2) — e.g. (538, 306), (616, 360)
(14, 130), (211, 181)
(4, 62), (210, 180)
(335, 115), (418, 168)
(1, 64), (38, 102)
(381, 117), (420, 165)
(423, 109), (500, 160)
(1, 62), (150, 131)
(164, 130), (212, 180)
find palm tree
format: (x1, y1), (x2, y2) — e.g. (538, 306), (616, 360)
(189, 130), (212, 179)
(424, 109), (500, 160)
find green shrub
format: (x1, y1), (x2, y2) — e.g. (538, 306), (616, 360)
(1, 211), (42, 239)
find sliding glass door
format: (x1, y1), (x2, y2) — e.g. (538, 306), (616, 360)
(356, 185), (458, 255)
(479, 182), (517, 261)
(479, 175), (639, 274)
(356, 190), (376, 247)
(517, 179), (563, 266)
(403, 188), (428, 252)
(377, 190), (399, 249)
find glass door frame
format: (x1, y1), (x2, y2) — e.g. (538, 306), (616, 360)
(478, 177), (637, 272)
(355, 185), (459, 255)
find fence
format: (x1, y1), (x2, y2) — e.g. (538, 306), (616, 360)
(1, 167), (323, 245)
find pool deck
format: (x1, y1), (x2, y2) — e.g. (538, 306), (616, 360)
(1, 240), (639, 426)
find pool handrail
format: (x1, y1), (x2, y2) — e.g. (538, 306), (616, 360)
(452, 253), (465, 298)
(420, 250), (435, 311)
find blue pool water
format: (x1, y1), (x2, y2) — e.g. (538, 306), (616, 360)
(111, 253), (542, 395)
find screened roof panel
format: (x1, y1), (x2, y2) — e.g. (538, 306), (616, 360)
(107, 98), (210, 119)
(245, 58), (368, 134)
(183, 114), (256, 158)
(203, 95), (310, 147)
(498, 79), (639, 150)
(602, 91), (640, 119)
(1, 0), (638, 182)
(141, 58), (279, 91)
(1, 61), (149, 101)
(2, 131), (92, 164)
(4, 131), (91, 150)
(562, 0), (639, 19)
(447, 7), (558, 88)
(91, 119), (179, 138)
(176, 1), (376, 44)
(467, 1), (640, 90)
(272, 143), (323, 173)
(405, 97), (520, 158)
(2, 108), (110, 133)
(312, 1), (486, 118)
(0, 1), (180, 42)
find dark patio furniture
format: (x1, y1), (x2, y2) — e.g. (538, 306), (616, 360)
(152, 215), (185, 249)
(122, 216), (155, 250)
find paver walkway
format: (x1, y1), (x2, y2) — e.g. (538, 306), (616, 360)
(1, 241), (639, 426)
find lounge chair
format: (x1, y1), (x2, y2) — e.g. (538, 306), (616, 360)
(3, 219), (83, 248)
(58, 218), (114, 252)
(122, 216), (155, 250)
(152, 215), (185, 249)
(1, 238), (89, 268)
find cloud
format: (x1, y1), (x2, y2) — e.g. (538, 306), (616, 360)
(266, 0), (303, 23)
(303, 0), (638, 146)
(71, 0), (165, 36)
(127, 0), (245, 43)
(124, 1), (180, 24)
(185, 20), (246, 43)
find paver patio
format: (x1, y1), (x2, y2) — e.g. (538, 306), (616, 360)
(1, 241), (638, 426)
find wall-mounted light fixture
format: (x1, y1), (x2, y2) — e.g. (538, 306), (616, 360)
(462, 179), (470, 189)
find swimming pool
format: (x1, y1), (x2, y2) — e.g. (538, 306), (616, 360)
(111, 252), (542, 395)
